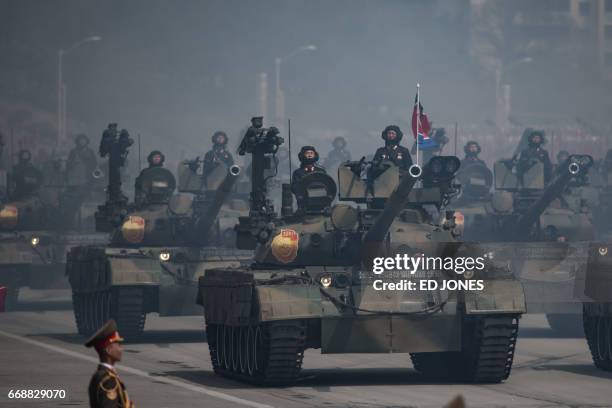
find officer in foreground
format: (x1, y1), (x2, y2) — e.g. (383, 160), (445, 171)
(373, 125), (413, 170)
(85, 320), (134, 408)
(203, 131), (234, 172)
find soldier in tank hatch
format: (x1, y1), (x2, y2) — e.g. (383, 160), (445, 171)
(373, 125), (413, 171)
(291, 146), (326, 194)
(134, 150), (175, 207)
(203, 131), (234, 173)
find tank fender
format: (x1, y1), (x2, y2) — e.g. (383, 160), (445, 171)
(464, 279), (526, 314)
(256, 285), (322, 321)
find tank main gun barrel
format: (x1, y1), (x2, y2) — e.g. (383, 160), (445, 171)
(509, 155), (593, 240)
(194, 165), (241, 238)
(362, 171), (420, 245)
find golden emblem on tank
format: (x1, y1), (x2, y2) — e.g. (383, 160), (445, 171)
(271, 229), (299, 263)
(121, 215), (146, 243)
(0, 205), (18, 229)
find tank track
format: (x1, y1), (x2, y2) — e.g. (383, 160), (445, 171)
(72, 287), (145, 340)
(206, 320), (306, 385)
(112, 287), (146, 340)
(73, 290), (112, 337)
(410, 314), (520, 383)
(583, 303), (612, 371)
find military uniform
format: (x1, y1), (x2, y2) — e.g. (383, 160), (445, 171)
(518, 146), (552, 182)
(291, 146), (327, 210)
(373, 125), (413, 171)
(515, 130), (552, 182)
(86, 320), (134, 408)
(203, 131), (234, 172)
(292, 164), (326, 190)
(373, 145), (413, 170)
(66, 134), (97, 186)
(134, 150), (175, 207)
(88, 364), (133, 408)
(461, 156), (486, 167)
(11, 150), (43, 200)
(323, 137), (351, 169)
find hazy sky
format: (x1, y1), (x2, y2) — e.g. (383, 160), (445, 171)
(1, 0), (610, 162)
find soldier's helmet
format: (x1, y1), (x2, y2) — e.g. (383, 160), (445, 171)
(298, 145), (319, 165)
(527, 130), (546, 147)
(75, 133), (89, 147)
(381, 125), (403, 144)
(147, 150), (165, 167)
(18, 149), (32, 163)
(212, 131), (228, 146)
(332, 136), (347, 149)
(556, 150), (570, 164)
(464, 140), (481, 156)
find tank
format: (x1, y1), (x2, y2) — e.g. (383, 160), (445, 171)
(196, 118), (526, 385)
(66, 124), (251, 339)
(0, 157), (106, 310)
(580, 243), (612, 371)
(452, 151), (594, 335)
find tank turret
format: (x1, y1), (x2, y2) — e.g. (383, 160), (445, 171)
(503, 155), (593, 241)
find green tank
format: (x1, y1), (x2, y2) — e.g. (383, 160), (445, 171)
(0, 158), (106, 310)
(452, 152), (594, 335)
(581, 242), (612, 371)
(67, 124), (251, 340)
(579, 157), (612, 370)
(196, 118), (526, 385)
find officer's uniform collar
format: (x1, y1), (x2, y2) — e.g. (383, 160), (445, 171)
(100, 363), (116, 373)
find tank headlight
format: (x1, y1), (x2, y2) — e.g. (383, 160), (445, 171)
(320, 274), (333, 288)
(30, 236), (40, 247)
(159, 251), (171, 262)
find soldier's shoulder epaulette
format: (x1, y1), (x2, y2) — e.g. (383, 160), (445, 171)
(99, 373), (119, 392)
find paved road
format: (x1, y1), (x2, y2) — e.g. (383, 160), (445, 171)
(0, 289), (611, 408)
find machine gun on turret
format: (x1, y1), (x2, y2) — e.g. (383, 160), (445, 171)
(235, 117), (284, 249)
(95, 123), (133, 232)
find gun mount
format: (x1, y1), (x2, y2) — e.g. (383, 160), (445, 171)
(235, 117), (284, 249)
(192, 164), (241, 242)
(505, 154), (593, 241)
(95, 123), (133, 232)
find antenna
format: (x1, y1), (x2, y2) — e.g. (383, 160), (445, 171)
(138, 133), (142, 171)
(288, 118), (292, 184)
(454, 122), (458, 156)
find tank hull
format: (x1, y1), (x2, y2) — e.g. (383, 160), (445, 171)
(67, 245), (251, 339)
(0, 231), (106, 309)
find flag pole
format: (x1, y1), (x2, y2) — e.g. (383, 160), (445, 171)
(416, 83), (421, 167)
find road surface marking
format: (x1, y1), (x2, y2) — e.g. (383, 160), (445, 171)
(0, 329), (273, 408)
